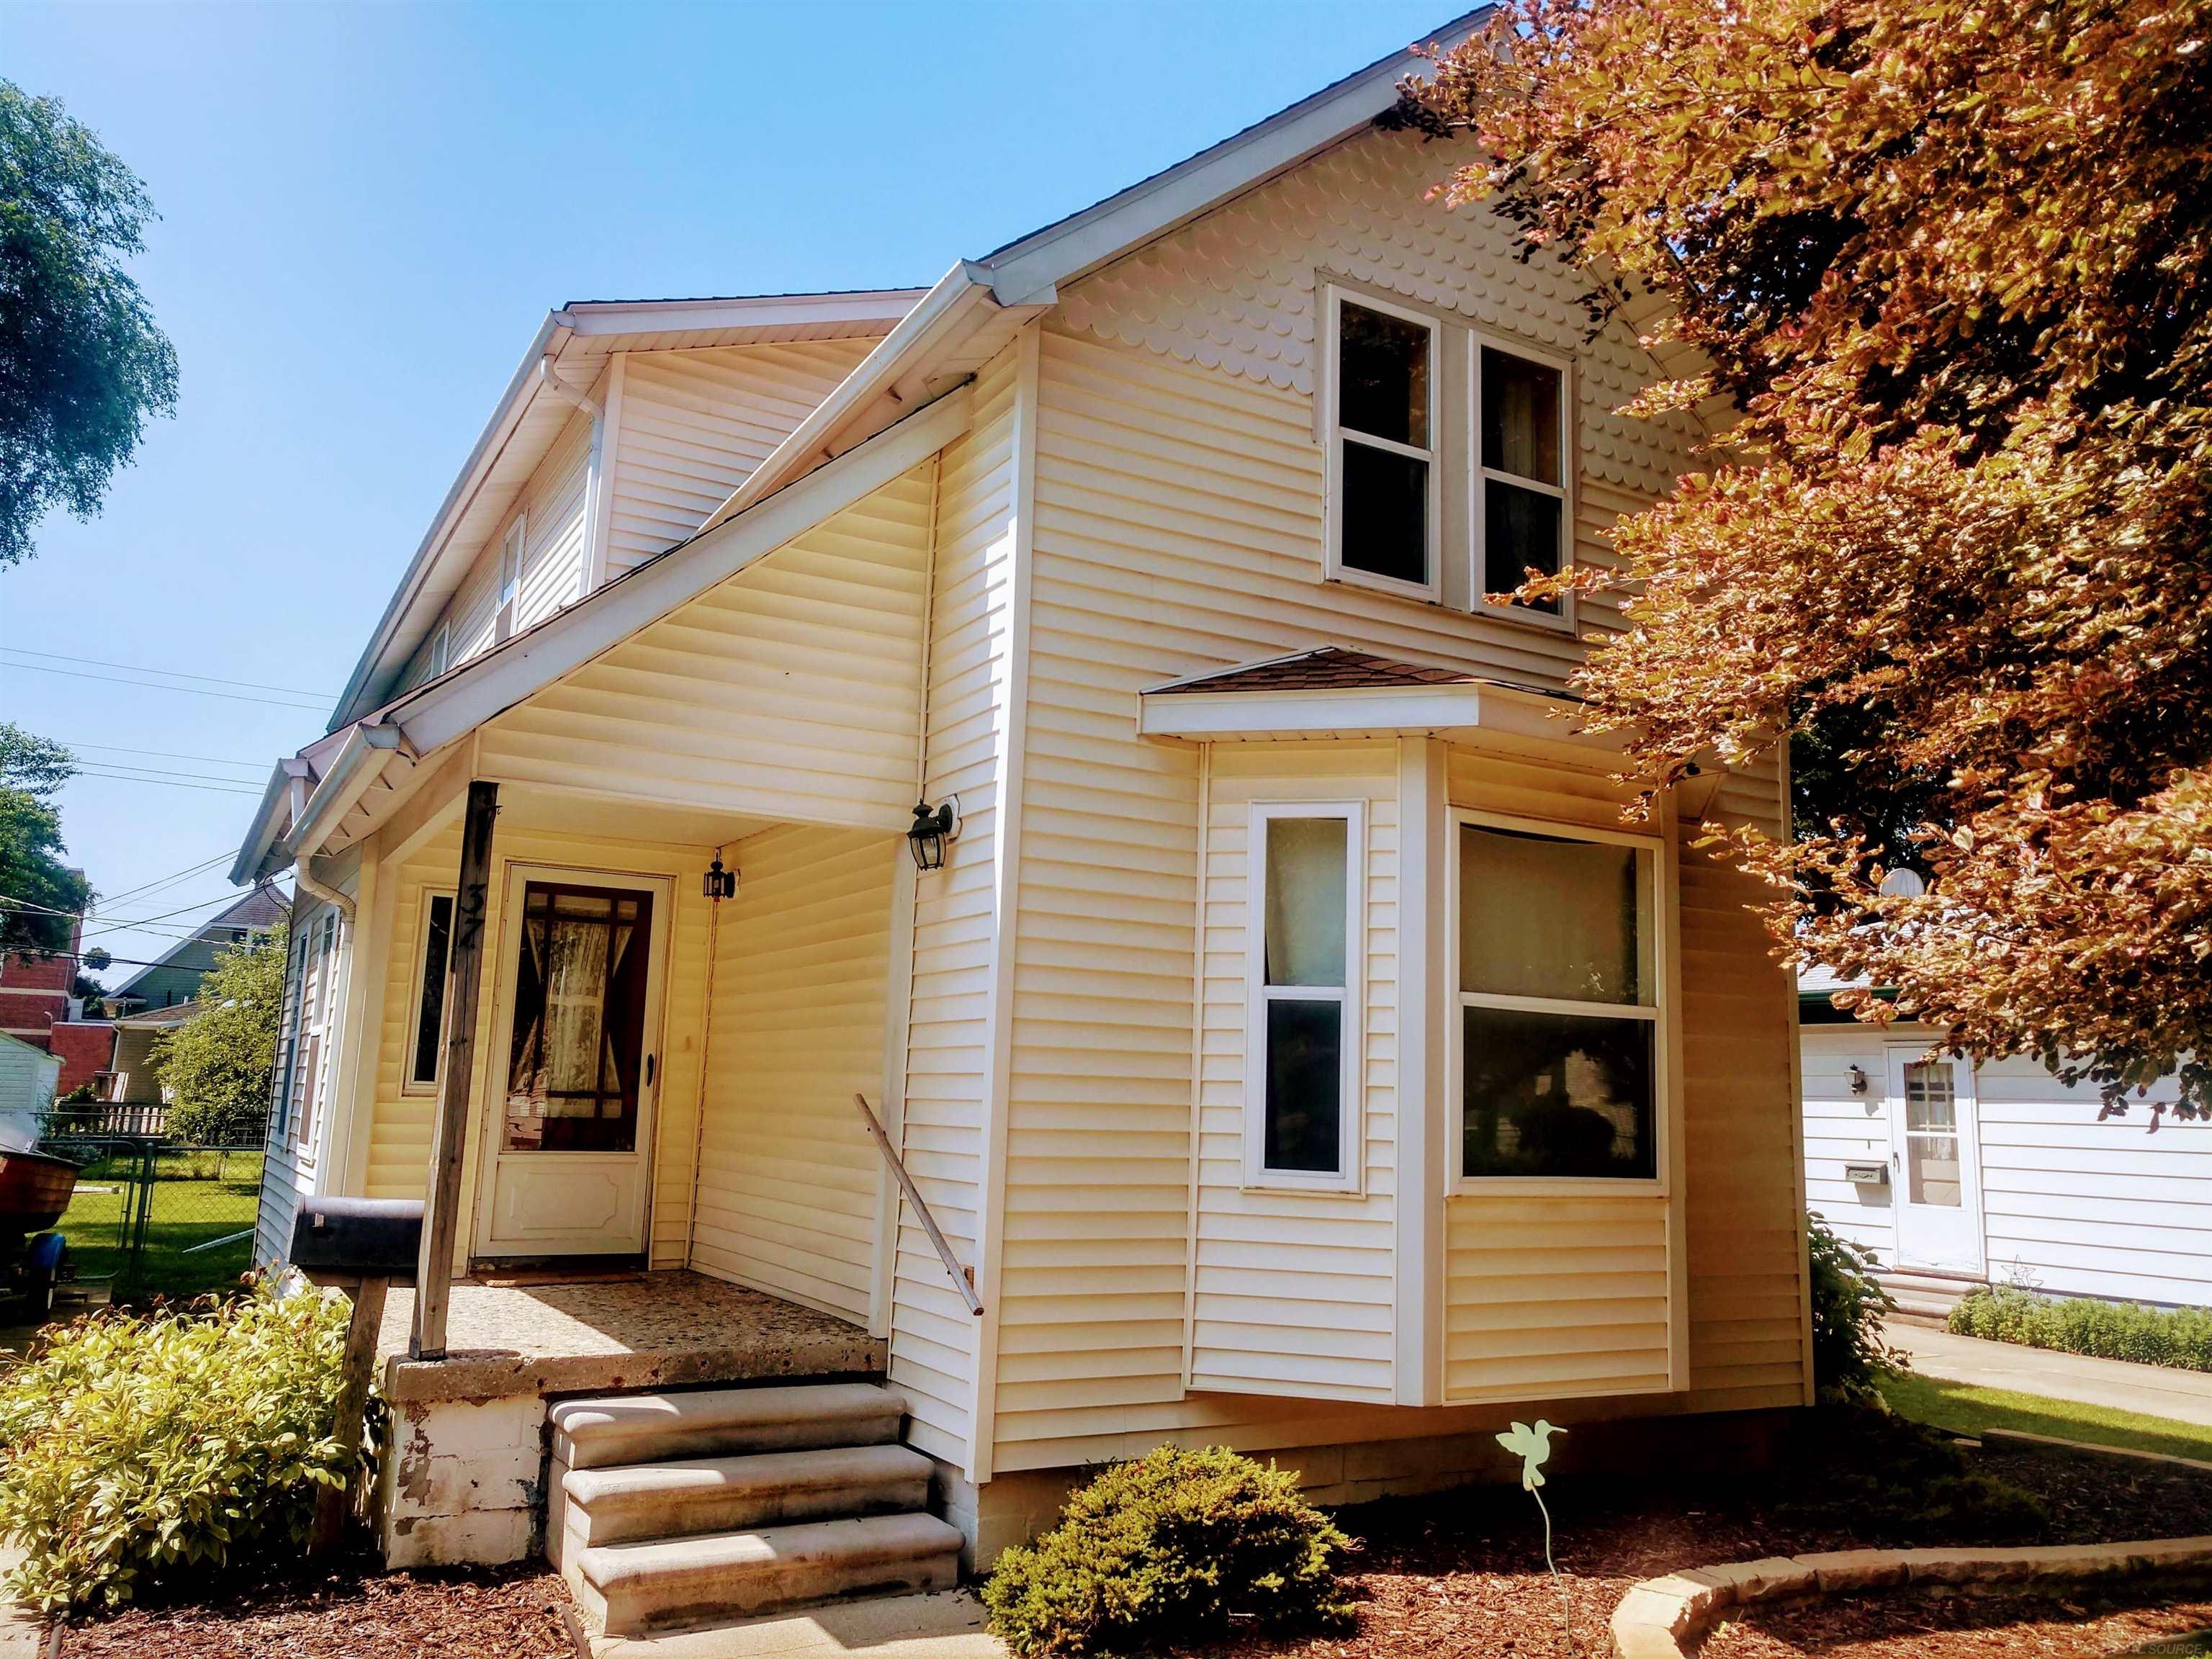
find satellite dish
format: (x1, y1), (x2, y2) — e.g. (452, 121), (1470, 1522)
(1877, 868), (1927, 898)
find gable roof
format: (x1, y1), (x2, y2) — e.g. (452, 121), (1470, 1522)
(108, 886), (287, 1004)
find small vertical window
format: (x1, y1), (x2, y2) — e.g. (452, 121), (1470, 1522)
(292, 912), (338, 1152)
(1476, 345), (1570, 616)
(405, 891), (455, 1094)
(495, 515), (526, 642)
(1328, 291), (1439, 596)
(1246, 804), (1364, 1187)
(429, 620), (450, 679)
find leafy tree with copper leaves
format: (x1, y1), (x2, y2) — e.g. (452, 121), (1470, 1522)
(1399, 0), (2212, 1120)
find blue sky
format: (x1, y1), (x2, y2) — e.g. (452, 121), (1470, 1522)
(1, 0), (1455, 981)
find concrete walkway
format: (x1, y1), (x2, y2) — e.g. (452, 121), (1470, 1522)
(1892, 1323), (2212, 1429)
(589, 1588), (1004, 1659)
(0, 1547), (48, 1658)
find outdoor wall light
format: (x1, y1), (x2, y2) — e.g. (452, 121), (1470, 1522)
(1848, 1064), (1870, 1096)
(702, 853), (739, 902)
(908, 797), (961, 871)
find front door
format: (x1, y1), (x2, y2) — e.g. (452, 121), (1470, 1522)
(474, 866), (669, 1258)
(1886, 1048), (1984, 1275)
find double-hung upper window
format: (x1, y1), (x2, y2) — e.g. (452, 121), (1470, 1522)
(1475, 343), (1570, 619)
(1326, 290), (1440, 599)
(495, 515), (526, 642)
(1246, 802), (1364, 1189)
(1454, 816), (1662, 1184)
(403, 891), (456, 1094)
(292, 910), (339, 1154)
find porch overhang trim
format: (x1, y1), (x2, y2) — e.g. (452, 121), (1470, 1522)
(387, 380), (974, 760)
(1136, 680), (1625, 755)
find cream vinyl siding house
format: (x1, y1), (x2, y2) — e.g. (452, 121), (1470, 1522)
(238, 17), (1808, 1586)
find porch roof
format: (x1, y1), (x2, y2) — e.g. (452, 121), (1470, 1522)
(374, 1270), (884, 1405)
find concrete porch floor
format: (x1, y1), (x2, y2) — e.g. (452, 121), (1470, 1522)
(374, 1269), (887, 1404)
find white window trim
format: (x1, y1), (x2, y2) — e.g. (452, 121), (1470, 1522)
(496, 513), (527, 641)
(1243, 799), (1367, 1192)
(1322, 284), (1444, 604)
(428, 619), (451, 680)
(293, 911), (339, 1156)
(400, 888), (456, 1097)
(1445, 806), (1674, 1197)
(1470, 331), (1577, 634)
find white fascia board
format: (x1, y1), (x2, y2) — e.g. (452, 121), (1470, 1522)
(696, 264), (1002, 536)
(972, 8), (1491, 305)
(329, 311), (569, 731)
(1138, 680), (1624, 752)
(230, 764), (301, 886)
(283, 724), (406, 865)
(554, 289), (925, 337)
(390, 382), (974, 758)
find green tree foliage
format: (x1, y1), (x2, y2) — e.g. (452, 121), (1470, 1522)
(983, 1445), (1351, 1656)
(155, 918), (285, 1146)
(1403, 0), (2212, 1118)
(0, 723), (89, 959)
(0, 80), (177, 567)
(0, 1285), (356, 1611)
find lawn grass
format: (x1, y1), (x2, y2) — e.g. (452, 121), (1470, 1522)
(53, 1151), (261, 1303)
(1880, 1368), (2212, 1465)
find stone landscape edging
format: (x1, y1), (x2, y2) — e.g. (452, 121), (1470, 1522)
(1607, 1534), (2212, 1658)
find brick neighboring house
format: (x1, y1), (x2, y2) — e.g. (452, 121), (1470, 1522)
(0, 895), (102, 1094)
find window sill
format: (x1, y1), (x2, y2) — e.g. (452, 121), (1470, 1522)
(1240, 1173), (1367, 1199)
(1324, 567), (1444, 606)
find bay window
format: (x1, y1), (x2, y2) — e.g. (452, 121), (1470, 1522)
(1246, 802), (1364, 1188)
(1326, 289), (1440, 598)
(1454, 817), (1662, 1184)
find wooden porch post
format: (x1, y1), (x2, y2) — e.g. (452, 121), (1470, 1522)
(410, 779), (498, 1359)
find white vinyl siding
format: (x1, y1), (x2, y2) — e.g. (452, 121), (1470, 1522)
(606, 340), (877, 579)
(476, 462), (935, 833)
(690, 825), (894, 1324)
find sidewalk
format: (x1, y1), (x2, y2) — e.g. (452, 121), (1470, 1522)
(1892, 1323), (2212, 1429)
(0, 1548), (46, 1659)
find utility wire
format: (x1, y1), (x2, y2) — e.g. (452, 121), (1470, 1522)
(59, 740), (266, 772)
(0, 647), (335, 701)
(0, 661), (325, 711)
(68, 767), (263, 796)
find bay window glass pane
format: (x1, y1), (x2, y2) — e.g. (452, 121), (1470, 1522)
(1265, 998), (1343, 1172)
(1460, 826), (1653, 1004)
(1483, 481), (1563, 609)
(1482, 347), (1562, 484)
(1264, 817), (1347, 987)
(1462, 1006), (1655, 1178)
(1340, 302), (1429, 446)
(1341, 441), (1429, 586)
(410, 894), (453, 1087)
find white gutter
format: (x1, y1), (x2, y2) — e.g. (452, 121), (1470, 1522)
(269, 724), (410, 918)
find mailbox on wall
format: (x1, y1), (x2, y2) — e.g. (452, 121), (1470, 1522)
(1844, 1163), (1890, 1187)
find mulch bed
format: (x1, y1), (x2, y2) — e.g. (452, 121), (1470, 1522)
(1190, 1418), (2212, 1659)
(1704, 1584), (2212, 1657)
(59, 1555), (576, 1659)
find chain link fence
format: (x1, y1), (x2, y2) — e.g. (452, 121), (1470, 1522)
(47, 1141), (264, 1303)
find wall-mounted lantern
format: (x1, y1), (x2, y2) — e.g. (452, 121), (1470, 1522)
(1848, 1064), (1869, 1096)
(908, 797), (961, 871)
(702, 853), (739, 902)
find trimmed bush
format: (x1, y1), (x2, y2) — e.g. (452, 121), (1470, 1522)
(1808, 1210), (1903, 1402)
(0, 1283), (359, 1611)
(982, 1444), (1352, 1656)
(1950, 1282), (2212, 1372)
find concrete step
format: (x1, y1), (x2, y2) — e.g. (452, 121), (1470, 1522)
(574, 1511), (965, 1637)
(1880, 1269), (1985, 1326)
(550, 1382), (905, 1470)
(562, 1443), (935, 1551)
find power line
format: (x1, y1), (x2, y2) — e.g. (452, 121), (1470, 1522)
(0, 647), (336, 701)
(68, 768), (264, 796)
(0, 661), (325, 711)
(59, 740), (267, 773)
(96, 853), (238, 907)
(82, 889), (258, 939)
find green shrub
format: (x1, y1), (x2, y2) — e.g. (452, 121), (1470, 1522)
(1950, 1283), (2212, 1372)
(0, 1282), (359, 1611)
(982, 1444), (1353, 1656)
(1808, 1210), (1903, 1402)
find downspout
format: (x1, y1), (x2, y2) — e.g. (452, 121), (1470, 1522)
(292, 857), (354, 924)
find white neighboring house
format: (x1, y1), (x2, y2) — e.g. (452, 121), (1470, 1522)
(0, 1030), (62, 1153)
(1801, 965), (2205, 1318)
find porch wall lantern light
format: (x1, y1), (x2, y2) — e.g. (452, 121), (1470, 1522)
(702, 853), (739, 902)
(908, 797), (961, 871)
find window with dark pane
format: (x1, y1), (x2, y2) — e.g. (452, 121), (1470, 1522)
(1479, 345), (1567, 613)
(1336, 300), (1433, 587)
(408, 894), (453, 1089)
(503, 882), (654, 1152)
(1259, 815), (1349, 1177)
